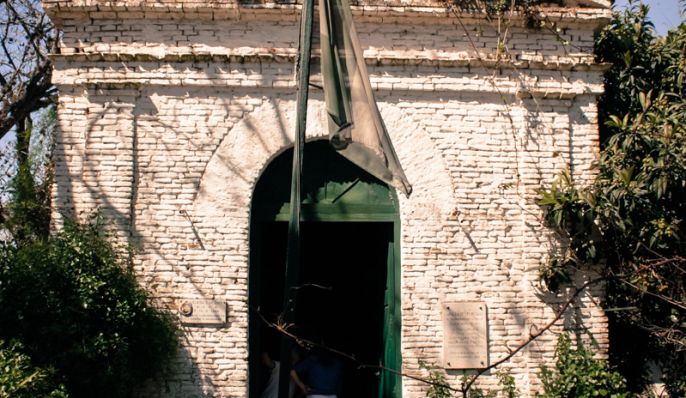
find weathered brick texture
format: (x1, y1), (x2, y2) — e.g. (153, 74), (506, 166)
(48, 0), (611, 396)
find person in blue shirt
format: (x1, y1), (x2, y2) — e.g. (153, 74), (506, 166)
(290, 347), (342, 398)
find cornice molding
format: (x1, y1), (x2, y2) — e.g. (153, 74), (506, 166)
(52, 52), (611, 71)
(44, 1), (611, 28)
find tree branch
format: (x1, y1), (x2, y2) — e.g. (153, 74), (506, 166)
(0, 0), (57, 141)
(460, 276), (606, 395)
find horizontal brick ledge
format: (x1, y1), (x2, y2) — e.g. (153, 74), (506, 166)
(45, 3), (611, 27)
(52, 53), (611, 72)
(52, 80), (603, 99)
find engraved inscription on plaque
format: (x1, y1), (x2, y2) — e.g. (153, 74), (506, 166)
(178, 299), (227, 326)
(443, 301), (488, 369)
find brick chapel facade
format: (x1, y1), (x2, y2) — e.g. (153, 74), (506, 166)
(45, 0), (611, 396)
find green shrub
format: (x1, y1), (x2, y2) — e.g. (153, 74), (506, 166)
(0, 216), (178, 398)
(496, 369), (519, 398)
(419, 361), (520, 398)
(537, 334), (629, 398)
(0, 340), (68, 398)
(419, 360), (452, 398)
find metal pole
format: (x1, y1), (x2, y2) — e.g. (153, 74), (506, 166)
(277, 0), (314, 395)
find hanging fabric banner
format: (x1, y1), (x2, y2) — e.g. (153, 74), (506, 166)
(278, 0), (315, 396)
(319, 0), (412, 197)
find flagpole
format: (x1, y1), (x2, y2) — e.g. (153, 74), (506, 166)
(278, 0), (314, 395)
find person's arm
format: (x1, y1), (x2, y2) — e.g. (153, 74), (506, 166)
(290, 369), (310, 396)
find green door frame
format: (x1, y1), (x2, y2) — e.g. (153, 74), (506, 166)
(380, 218), (402, 398)
(249, 142), (402, 398)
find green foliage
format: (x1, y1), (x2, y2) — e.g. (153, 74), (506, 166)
(0, 215), (178, 398)
(0, 340), (68, 398)
(446, 0), (554, 15)
(539, 4), (686, 395)
(463, 370), (519, 398)
(419, 361), (520, 398)
(420, 361), (452, 398)
(496, 370), (519, 398)
(537, 334), (629, 398)
(4, 160), (51, 241)
(0, 104), (177, 398)
(465, 385), (496, 398)
(2, 106), (56, 242)
(443, 0), (563, 31)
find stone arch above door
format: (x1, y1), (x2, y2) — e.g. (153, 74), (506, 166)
(192, 97), (454, 227)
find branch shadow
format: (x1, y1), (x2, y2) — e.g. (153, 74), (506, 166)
(53, 81), (297, 396)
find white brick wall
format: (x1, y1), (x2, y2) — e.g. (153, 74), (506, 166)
(48, 1), (610, 396)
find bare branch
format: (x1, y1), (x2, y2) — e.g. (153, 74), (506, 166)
(619, 277), (686, 311)
(0, 0), (57, 140)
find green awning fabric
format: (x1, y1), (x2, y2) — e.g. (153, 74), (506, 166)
(319, 0), (412, 197)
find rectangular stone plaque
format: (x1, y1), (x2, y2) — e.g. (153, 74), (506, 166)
(178, 299), (227, 326)
(443, 301), (489, 369)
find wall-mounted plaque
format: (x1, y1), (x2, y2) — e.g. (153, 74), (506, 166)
(178, 299), (227, 326)
(443, 301), (488, 369)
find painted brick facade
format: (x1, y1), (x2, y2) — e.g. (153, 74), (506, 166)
(46, 0), (611, 396)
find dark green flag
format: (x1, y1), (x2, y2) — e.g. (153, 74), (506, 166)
(319, 0), (412, 197)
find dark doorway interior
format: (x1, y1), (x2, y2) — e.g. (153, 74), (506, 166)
(251, 221), (391, 398)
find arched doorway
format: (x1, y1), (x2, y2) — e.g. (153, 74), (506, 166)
(249, 140), (402, 398)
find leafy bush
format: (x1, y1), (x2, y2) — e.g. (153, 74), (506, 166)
(419, 361), (520, 398)
(419, 361), (452, 398)
(0, 340), (67, 398)
(0, 216), (178, 398)
(4, 161), (51, 241)
(496, 370), (519, 398)
(537, 334), (629, 398)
